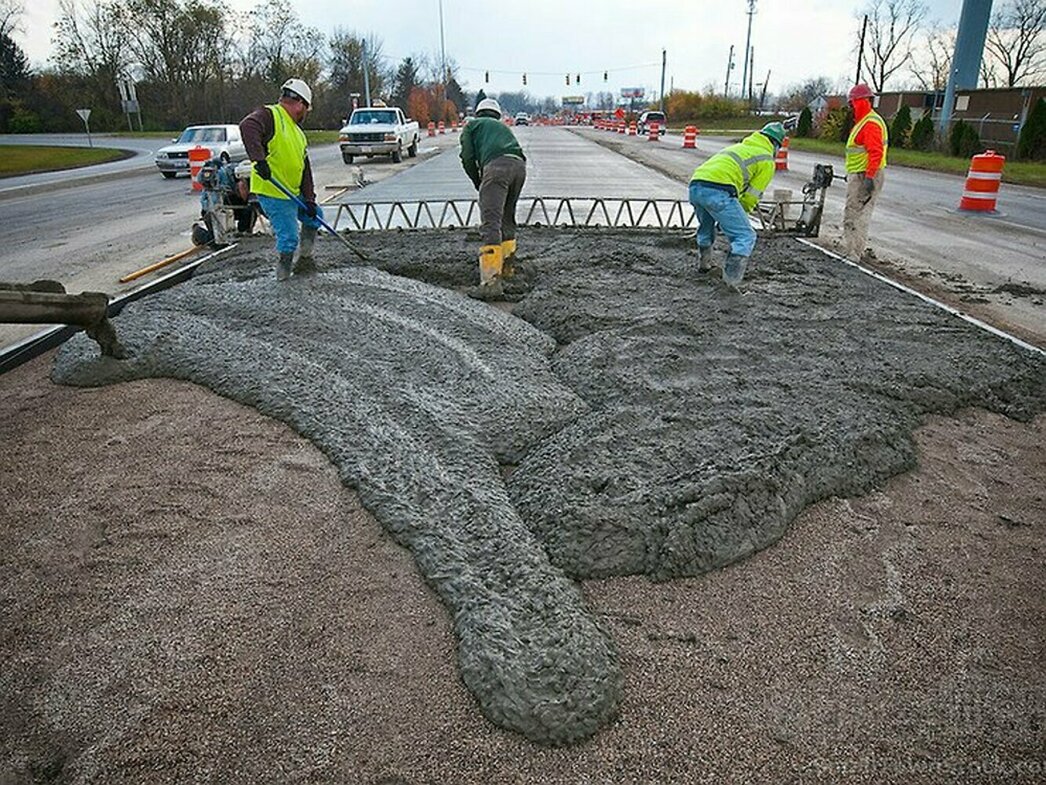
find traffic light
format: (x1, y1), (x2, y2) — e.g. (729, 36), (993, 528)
(485, 71), (489, 83)
(565, 74), (570, 85)
(522, 73), (527, 85)
(576, 73), (581, 84)
(604, 71), (608, 82)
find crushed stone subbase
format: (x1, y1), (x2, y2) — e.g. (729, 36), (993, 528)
(53, 227), (1046, 744)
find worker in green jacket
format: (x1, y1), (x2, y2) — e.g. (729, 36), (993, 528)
(459, 97), (527, 299)
(688, 122), (785, 288)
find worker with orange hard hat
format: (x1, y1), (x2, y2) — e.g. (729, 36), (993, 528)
(843, 83), (889, 261)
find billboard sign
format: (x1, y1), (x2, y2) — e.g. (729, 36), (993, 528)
(562, 95), (585, 105)
(620, 87), (645, 99)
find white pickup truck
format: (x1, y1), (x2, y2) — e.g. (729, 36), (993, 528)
(338, 106), (421, 164)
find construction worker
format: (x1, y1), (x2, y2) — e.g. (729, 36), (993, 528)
(458, 97), (527, 299)
(240, 78), (324, 281)
(843, 83), (888, 261)
(688, 122), (785, 288)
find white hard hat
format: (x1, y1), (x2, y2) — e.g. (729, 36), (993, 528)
(476, 98), (502, 118)
(281, 78), (312, 106)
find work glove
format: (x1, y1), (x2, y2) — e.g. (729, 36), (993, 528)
(254, 160), (271, 180)
(303, 200), (318, 219)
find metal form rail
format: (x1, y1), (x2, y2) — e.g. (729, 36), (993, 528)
(332, 197), (698, 232)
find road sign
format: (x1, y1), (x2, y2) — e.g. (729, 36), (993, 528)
(620, 87), (645, 99)
(76, 108), (93, 147)
(562, 96), (585, 105)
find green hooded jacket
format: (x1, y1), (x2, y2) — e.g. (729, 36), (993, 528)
(459, 116), (525, 188)
(690, 132), (777, 213)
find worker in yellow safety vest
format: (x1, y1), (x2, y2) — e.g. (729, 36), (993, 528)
(843, 83), (889, 261)
(688, 122), (785, 288)
(240, 78), (324, 281)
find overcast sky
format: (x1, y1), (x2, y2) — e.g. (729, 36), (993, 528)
(16, 0), (966, 98)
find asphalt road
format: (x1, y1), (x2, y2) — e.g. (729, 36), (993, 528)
(1, 126), (1043, 350)
(0, 134), (452, 348)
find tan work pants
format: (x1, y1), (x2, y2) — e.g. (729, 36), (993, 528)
(843, 169), (885, 260)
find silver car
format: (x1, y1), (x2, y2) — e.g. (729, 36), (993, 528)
(154, 124), (247, 179)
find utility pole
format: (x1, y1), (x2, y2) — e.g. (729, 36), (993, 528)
(362, 39), (372, 106)
(856, 14), (868, 84)
(759, 69), (771, 110)
(724, 45), (735, 97)
(659, 49), (667, 112)
(741, 0), (757, 104)
(748, 47), (755, 106)
(438, 0), (447, 95)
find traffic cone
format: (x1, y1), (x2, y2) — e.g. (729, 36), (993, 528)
(775, 137), (790, 171)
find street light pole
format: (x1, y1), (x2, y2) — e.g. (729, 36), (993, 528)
(659, 49), (666, 112)
(439, 0), (447, 86)
(724, 45), (734, 97)
(741, 0), (757, 105)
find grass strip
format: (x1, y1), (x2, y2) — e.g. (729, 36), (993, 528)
(0, 145), (129, 177)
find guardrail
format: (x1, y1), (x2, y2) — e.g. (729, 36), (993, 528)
(332, 198), (698, 231)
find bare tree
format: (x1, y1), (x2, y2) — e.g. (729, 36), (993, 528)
(327, 30), (387, 99)
(909, 21), (953, 90)
(780, 76), (832, 112)
(0, 0), (23, 40)
(244, 0), (322, 85)
(858, 0), (927, 92)
(984, 0), (1046, 87)
(981, 56), (1001, 87)
(52, 0), (129, 85)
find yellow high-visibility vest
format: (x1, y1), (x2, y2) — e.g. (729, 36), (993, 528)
(250, 103), (307, 199)
(845, 111), (889, 174)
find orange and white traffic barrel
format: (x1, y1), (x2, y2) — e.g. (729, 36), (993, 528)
(451, 119), (458, 132)
(627, 122), (636, 136)
(959, 150), (1005, 212)
(618, 120), (626, 134)
(682, 125), (697, 148)
(775, 137), (790, 171)
(427, 121), (436, 137)
(438, 120), (445, 134)
(188, 146), (212, 192)
(648, 121), (660, 141)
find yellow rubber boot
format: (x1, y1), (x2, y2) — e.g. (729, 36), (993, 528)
(469, 244), (504, 300)
(478, 244), (503, 285)
(501, 238), (517, 278)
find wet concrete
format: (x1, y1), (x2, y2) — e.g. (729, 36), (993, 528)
(52, 228), (1046, 744)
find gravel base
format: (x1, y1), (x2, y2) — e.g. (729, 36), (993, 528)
(1, 361), (1043, 784)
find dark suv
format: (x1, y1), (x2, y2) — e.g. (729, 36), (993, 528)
(636, 111), (667, 136)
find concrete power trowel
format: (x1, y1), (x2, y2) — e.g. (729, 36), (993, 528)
(756, 163), (837, 237)
(192, 158), (258, 248)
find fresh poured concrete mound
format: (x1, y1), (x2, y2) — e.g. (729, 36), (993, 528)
(300, 227), (1044, 584)
(53, 229), (1046, 745)
(52, 262), (621, 746)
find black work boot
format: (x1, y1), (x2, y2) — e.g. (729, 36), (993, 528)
(698, 245), (714, 272)
(276, 251), (294, 281)
(294, 226), (319, 274)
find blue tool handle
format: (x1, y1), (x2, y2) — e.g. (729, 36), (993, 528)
(262, 170), (368, 260)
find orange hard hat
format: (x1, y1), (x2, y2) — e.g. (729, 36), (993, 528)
(848, 83), (875, 103)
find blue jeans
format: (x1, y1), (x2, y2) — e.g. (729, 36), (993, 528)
(256, 194), (324, 254)
(688, 182), (756, 258)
